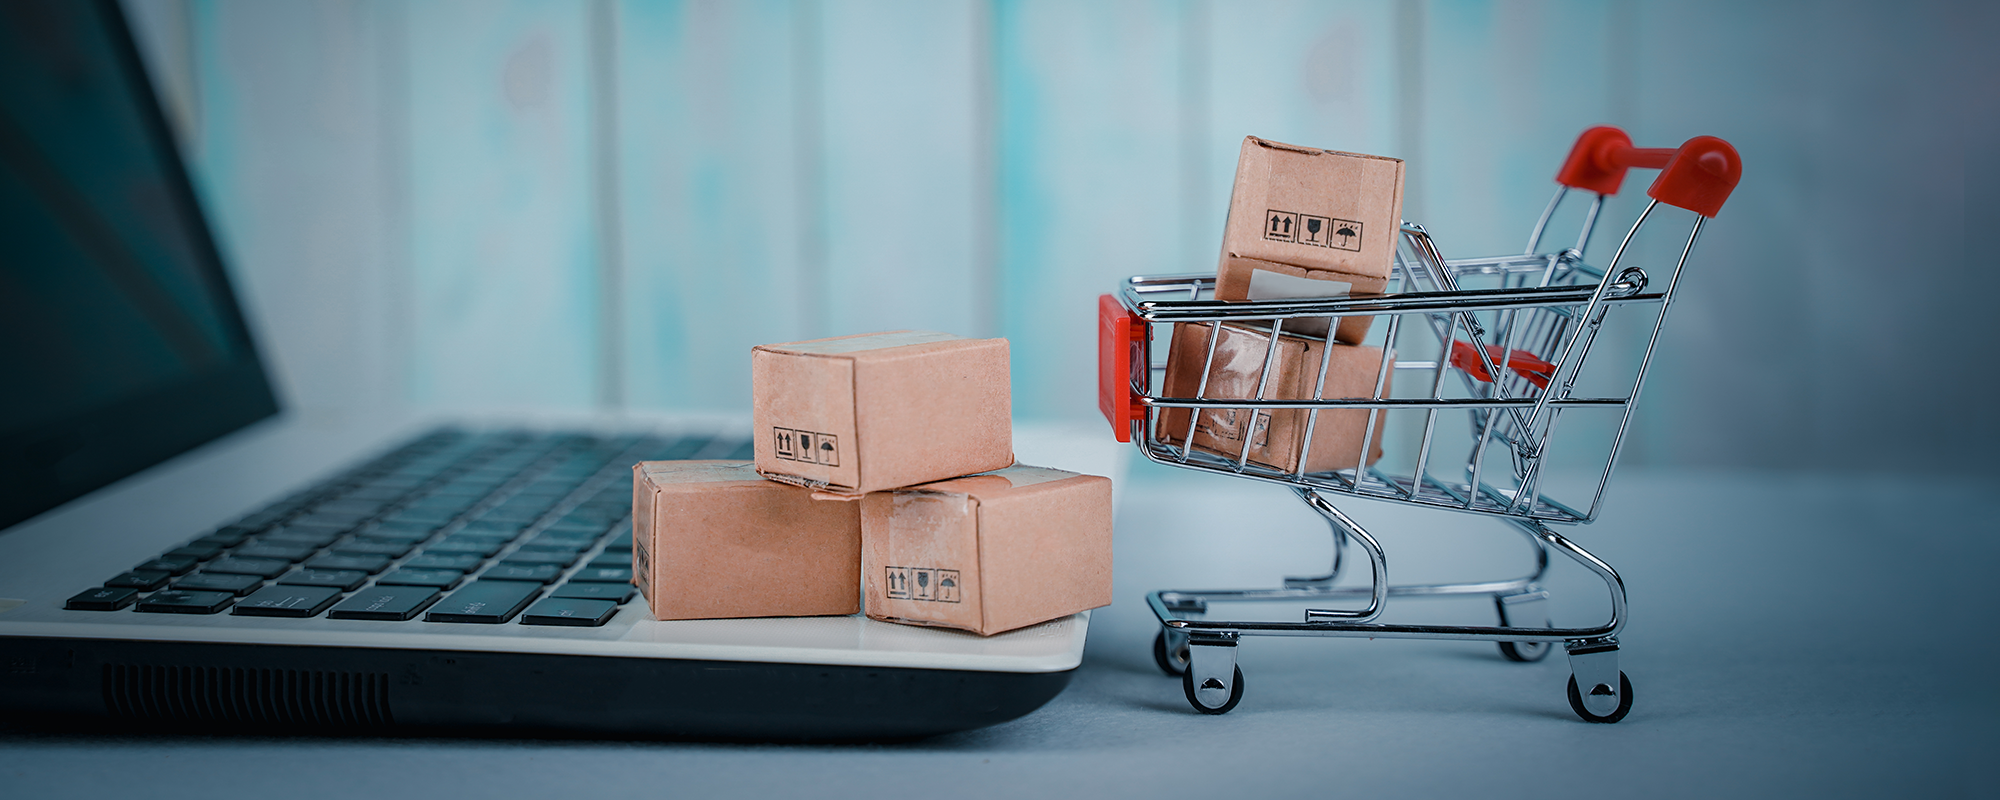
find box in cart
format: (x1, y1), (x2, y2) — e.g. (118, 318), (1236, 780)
(1214, 256), (1388, 343)
(861, 465), (1112, 636)
(753, 331), (1013, 497)
(632, 461), (861, 620)
(1216, 137), (1404, 344)
(1159, 322), (1390, 474)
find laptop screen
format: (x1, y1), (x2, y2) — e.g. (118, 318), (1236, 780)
(0, 0), (278, 531)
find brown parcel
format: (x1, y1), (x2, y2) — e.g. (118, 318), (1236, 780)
(862, 465), (1111, 637)
(753, 330), (1013, 497)
(1160, 322), (1390, 474)
(1214, 256), (1388, 344)
(1216, 137), (1405, 343)
(632, 461), (861, 621)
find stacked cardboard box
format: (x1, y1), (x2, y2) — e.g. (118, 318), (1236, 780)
(632, 331), (1112, 636)
(1161, 136), (1406, 472)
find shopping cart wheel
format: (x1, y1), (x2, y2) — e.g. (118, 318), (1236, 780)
(1152, 630), (1190, 676)
(1182, 666), (1245, 715)
(1498, 641), (1552, 662)
(1566, 672), (1634, 723)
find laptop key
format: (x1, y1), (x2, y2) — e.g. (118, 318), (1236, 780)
(106, 570), (171, 590)
(304, 553), (393, 573)
(569, 566), (633, 584)
(279, 568), (370, 591)
(586, 552), (631, 569)
(327, 586), (441, 621)
(481, 564), (562, 583)
(426, 580), (541, 623)
(550, 582), (635, 604)
(232, 585), (343, 618)
(231, 542), (318, 562)
(136, 589), (234, 615)
(405, 552), (484, 571)
(67, 586), (139, 611)
(500, 550), (578, 568)
(519, 597), (618, 627)
(332, 539), (415, 558)
(174, 571), (265, 596)
(426, 537), (507, 557)
(377, 568), (464, 589)
(135, 555), (200, 575)
(204, 557), (292, 579)
(167, 541), (227, 560)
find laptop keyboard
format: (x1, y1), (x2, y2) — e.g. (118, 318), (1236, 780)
(64, 428), (750, 626)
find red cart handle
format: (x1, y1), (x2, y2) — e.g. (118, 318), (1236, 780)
(1556, 126), (1741, 217)
(1098, 294), (1145, 442)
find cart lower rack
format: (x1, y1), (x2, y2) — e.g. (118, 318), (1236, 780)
(1100, 128), (1740, 722)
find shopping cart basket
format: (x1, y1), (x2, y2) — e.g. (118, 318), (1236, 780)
(1099, 127), (1740, 722)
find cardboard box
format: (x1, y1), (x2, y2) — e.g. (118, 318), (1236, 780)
(753, 331), (1013, 497)
(861, 465), (1112, 636)
(1159, 322), (1390, 474)
(1215, 137), (1405, 344)
(632, 460), (861, 621)
(1215, 256), (1388, 343)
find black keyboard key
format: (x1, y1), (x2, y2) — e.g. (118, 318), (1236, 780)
(587, 551), (631, 569)
(204, 557), (292, 579)
(292, 511), (370, 529)
(67, 586), (139, 611)
(474, 507), (542, 524)
(135, 555), (200, 575)
(106, 570), (170, 590)
(535, 528), (600, 544)
(568, 566), (633, 584)
(136, 589), (233, 615)
(550, 582), (635, 603)
(232, 585), (343, 618)
(332, 539), (415, 558)
(426, 580), (540, 623)
(385, 507), (457, 526)
(355, 525), (433, 543)
(427, 537), (506, 557)
(405, 552), (484, 571)
(520, 597), (618, 627)
(481, 564), (561, 583)
(543, 520), (609, 537)
(231, 542), (318, 562)
(458, 521), (527, 539)
(260, 525), (345, 547)
(312, 499), (387, 517)
(327, 587), (441, 621)
(304, 553), (392, 573)
(520, 535), (590, 553)
(377, 568), (464, 589)
(278, 568), (370, 591)
(201, 526), (257, 546)
(174, 571), (266, 596)
(167, 541), (228, 560)
(500, 550), (578, 568)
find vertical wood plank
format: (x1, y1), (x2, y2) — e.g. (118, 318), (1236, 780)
(816, 0), (984, 338)
(994, 0), (1183, 420)
(616, 0), (807, 412)
(404, 0), (599, 412)
(187, 0), (401, 419)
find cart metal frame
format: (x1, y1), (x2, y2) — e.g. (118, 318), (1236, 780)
(1098, 128), (1740, 722)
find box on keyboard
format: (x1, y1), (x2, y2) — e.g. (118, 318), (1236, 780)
(632, 461), (860, 620)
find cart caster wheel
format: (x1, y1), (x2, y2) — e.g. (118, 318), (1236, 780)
(1498, 640), (1552, 662)
(1152, 630), (1189, 676)
(1182, 665), (1245, 714)
(1566, 672), (1633, 723)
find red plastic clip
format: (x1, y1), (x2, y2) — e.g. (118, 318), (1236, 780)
(1556, 126), (1741, 217)
(1098, 295), (1146, 442)
(1450, 341), (1554, 389)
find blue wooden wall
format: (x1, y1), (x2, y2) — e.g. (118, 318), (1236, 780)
(126, 0), (1996, 470)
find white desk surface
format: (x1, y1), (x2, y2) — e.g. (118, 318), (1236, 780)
(2, 464), (1991, 799)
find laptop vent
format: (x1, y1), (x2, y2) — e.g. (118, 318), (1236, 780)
(102, 664), (394, 727)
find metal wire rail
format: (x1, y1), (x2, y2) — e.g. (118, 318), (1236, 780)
(1098, 127), (1741, 722)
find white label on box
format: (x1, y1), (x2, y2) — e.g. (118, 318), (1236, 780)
(1246, 269), (1353, 301)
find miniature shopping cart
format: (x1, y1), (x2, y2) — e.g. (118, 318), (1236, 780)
(1098, 127), (1740, 722)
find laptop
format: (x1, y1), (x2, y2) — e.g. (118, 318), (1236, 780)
(0, 0), (1091, 740)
